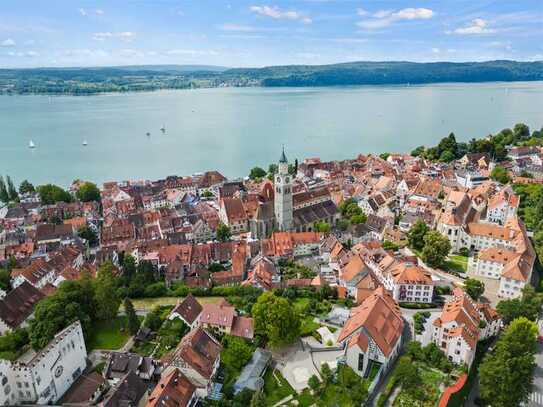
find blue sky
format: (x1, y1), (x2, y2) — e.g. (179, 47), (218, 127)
(1, 0), (542, 68)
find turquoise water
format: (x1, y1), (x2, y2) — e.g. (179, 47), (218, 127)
(1, 82), (542, 186)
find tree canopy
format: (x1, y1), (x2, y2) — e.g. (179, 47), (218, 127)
(249, 167), (267, 180)
(251, 291), (300, 347)
(217, 222), (232, 242)
(496, 286), (543, 324)
(464, 278), (485, 301)
(479, 317), (538, 407)
(37, 184), (73, 204)
(407, 220), (429, 251)
(75, 181), (101, 202)
(491, 165), (511, 184)
(421, 230), (451, 268)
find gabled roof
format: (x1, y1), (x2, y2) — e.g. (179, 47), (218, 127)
(171, 294), (203, 326)
(0, 281), (45, 329)
(171, 327), (222, 380)
(146, 368), (196, 407)
(338, 287), (403, 357)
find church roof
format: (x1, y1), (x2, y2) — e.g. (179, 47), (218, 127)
(279, 147), (288, 164)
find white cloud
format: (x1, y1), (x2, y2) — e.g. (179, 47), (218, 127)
(79, 8), (103, 17)
(119, 49), (144, 58)
(92, 32), (136, 42)
(356, 8), (369, 17)
(431, 47), (440, 53)
(452, 18), (496, 35)
(7, 50), (39, 57)
(357, 7), (434, 31)
(1, 38), (16, 47)
(219, 23), (257, 32)
(250, 5), (311, 23)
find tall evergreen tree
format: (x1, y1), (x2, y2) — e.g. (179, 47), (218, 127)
(0, 176), (9, 203)
(6, 176), (18, 202)
(124, 298), (140, 335)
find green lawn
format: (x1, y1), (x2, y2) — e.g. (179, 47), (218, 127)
(87, 316), (138, 351)
(445, 255), (468, 273)
(300, 316), (320, 337)
(262, 368), (295, 405)
(126, 296), (225, 311)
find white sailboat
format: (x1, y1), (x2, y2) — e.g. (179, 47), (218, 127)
(29, 140), (35, 149)
(82, 140), (88, 146)
(160, 125), (166, 133)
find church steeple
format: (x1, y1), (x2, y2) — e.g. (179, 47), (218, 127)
(274, 146), (293, 231)
(279, 145), (288, 164)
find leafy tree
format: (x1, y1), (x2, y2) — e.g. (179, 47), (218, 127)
(411, 146), (425, 157)
(350, 213), (367, 224)
(0, 176), (9, 203)
(201, 189), (213, 198)
(124, 298), (140, 335)
(78, 225), (98, 246)
(379, 152), (390, 160)
(407, 220), (429, 251)
(249, 166), (267, 180)
(313, 221), (330, 233)
(6, 176), (18, 202)
(321, 362), (333, 384)
(497, 286), (543, 324)
(122, 254), (137, 281)
(0, 269), (10, 291)
(252, 292), (300, 347)
(267, 163), (278, 175)
(464, 278), (485, 301)
(0, 328), (30, 360)
(479, 317), (537, 407)
(308, 374), (321, 394)
(143, 309), (163, 331)
(217, 222), (232, 242)
(490, 165), (511, 184)
(75, 181), (101, 202)
(29, 277), (97, 349)
(36, 184), (73, 204)
(19, 179), (35, 195)
(421, 231), (451, 268)
(94, 262), (122, 321)
(337, 218), (350, 231)
(222, 335), (253, 372)
(513, 123), (530, 141)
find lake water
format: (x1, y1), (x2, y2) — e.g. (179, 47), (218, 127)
(1, 82), (542, 187)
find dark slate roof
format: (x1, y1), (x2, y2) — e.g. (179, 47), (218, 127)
(170, 294), (203, 325)
(102, 371), (147, 407)
(293, 200), (338, 227)
(0, 281), (45, 329)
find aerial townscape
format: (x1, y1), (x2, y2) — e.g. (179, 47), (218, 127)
(0, 122), (542, 407)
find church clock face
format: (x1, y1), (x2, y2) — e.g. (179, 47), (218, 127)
(54, 365), (63, 378)
(276, 176), (281, 183)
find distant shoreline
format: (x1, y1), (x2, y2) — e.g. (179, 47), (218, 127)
(2, 79), (543, 97)
(1, 60), (542, 96)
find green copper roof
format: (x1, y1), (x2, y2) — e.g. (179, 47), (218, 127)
(279, 146), (288, 163)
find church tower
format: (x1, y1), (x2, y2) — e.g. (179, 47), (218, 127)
(274, 147), (293, 231)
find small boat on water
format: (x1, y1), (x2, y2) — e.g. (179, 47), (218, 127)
(83, 140), (88, 146)
(29, 140), (35, 149)
(160, 125), (166, 133)
(146, 132), (151, 136)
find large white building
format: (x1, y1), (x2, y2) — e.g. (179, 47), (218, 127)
(0, 321), (87, 405)
(425, 289), (500, 367)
